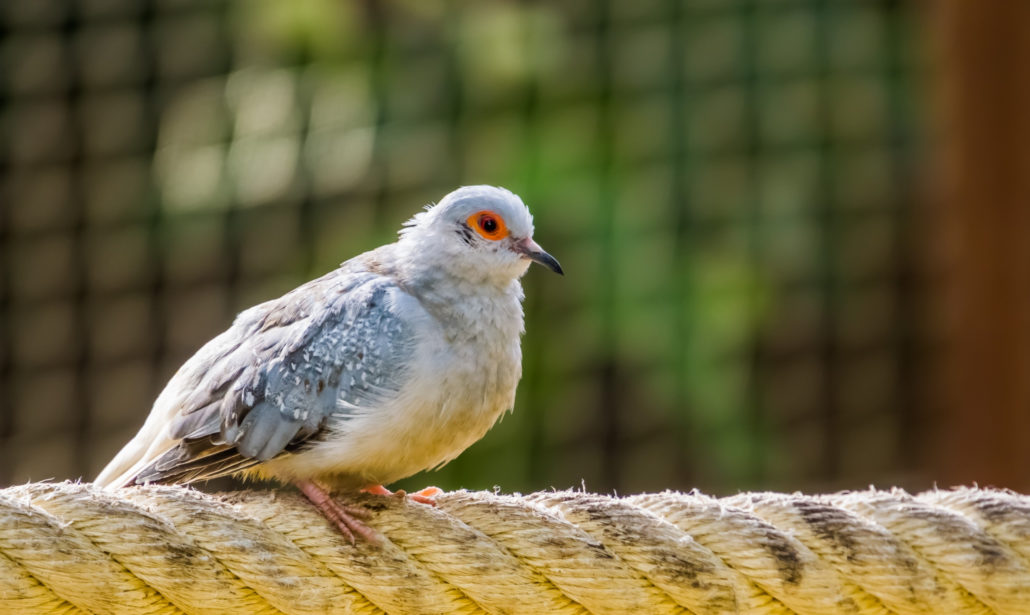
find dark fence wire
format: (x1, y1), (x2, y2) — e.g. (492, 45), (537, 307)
(0, 0), (927, 494)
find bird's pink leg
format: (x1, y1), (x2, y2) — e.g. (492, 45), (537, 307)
(361, 484), (443, 506)
(295, 479), (378, 544)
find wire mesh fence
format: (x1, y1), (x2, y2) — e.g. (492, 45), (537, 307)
(0, 0), (929, 495)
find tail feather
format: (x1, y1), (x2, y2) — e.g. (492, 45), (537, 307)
(94, 434), (148, 488)
(136, 445), (259, 484)
(97, 430), (264, 487)
(94, 423), (180, 488)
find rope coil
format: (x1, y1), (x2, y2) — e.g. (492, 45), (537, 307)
(1, 483), (1028, 614)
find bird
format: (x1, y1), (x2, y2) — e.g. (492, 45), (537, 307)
(94, 185), (562, 542)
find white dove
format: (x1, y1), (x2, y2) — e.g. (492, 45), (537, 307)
(94, 185), (563, 542)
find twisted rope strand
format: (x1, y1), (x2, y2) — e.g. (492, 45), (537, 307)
(831, 490), (1030, 614)
(2, 483), (1029, 615)
(723, 491), (984, 614)
(631, 492), (851, 615)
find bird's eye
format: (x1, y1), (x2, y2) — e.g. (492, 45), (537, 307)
(467, 211), (509, 241)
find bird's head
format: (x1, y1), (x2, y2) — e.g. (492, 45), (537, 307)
(399, 186), (563, 286)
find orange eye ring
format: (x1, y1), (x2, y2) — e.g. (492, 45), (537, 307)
(467, 210), (509, 241)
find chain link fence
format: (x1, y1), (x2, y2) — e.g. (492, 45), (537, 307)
(1, 0), (929, 495)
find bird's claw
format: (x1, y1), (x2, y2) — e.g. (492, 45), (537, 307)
(296, 479), (379, 545)
(321, 498), (379, 545)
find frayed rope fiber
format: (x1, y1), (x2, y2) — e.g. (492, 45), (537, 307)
(2, 483), (1029, 614)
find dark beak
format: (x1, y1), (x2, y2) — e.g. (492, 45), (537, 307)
(517, 238), (564, 275)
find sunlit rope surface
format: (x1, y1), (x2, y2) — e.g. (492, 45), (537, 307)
(1, 483), (1028, 614)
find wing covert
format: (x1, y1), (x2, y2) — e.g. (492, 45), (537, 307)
(135, 270), (416, 484)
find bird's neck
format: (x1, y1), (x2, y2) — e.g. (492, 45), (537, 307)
(409, 267), (525, 333)
(386, 237), (526, 338)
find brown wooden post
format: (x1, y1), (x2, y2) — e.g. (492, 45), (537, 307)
(934, 2), (1030, 489)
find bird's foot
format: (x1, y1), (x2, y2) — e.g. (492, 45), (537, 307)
(403, 484), (444, 502)
(360, 484), (396, 497)
(295, 479), (378, 545)
(408, 486), (443, 505)
(361, 484), (443, 506)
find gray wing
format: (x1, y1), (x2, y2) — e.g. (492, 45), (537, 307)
(133, 269), (415, 484)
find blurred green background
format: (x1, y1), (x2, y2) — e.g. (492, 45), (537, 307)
(1, 0), (935, 496)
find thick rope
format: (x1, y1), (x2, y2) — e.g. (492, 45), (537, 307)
(1, 484), (1029, 614)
